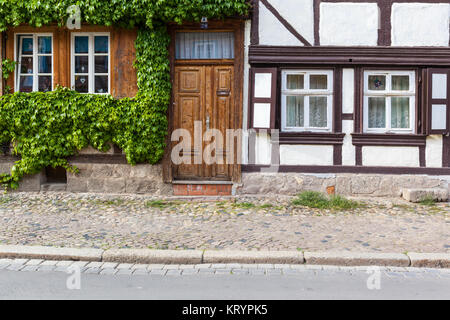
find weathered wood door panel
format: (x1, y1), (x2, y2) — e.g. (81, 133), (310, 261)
(173, 65), (234, 180)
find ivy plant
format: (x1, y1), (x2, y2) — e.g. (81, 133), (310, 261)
(0, 1), (250, 190)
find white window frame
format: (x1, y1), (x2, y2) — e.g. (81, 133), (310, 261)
(281, 70), (334, 132)
(14, 33), (54, 92)
(363, 70), (416, 134)
(71, 33), (111, 94)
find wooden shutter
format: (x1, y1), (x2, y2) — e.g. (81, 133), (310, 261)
(427, 68), (450, 134)
(248, 68), (277, 130)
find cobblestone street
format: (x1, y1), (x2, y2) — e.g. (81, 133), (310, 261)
(0, 192), (449, 253)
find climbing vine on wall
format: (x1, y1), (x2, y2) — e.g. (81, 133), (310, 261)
(0, 0), (250, 190)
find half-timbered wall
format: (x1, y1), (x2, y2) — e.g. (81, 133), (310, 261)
(244, 0), (450, 177)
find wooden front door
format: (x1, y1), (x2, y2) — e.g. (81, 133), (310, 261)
(173, 65), (234, 180)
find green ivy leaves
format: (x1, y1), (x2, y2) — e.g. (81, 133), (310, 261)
(0, 1), (249, 190)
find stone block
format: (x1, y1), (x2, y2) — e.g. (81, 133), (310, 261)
(66, 176), (88, 193)
(0, 245), (103, 262)
(304, 251), (410, 267)
(87, 178), (105, 193)
(402, 188), (448, 203)
(203, 250), (304, 264)
(103, 178), (126, 194)
(408, 252), (450, 268)
(103, 249), (203, 264)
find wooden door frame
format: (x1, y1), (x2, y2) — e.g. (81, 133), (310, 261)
(163, 19), (245, 183)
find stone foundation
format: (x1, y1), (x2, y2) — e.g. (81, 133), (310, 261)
(238, 172), (450, 197)
(66, 163), (172, 195)
(0, 159), (172, 195)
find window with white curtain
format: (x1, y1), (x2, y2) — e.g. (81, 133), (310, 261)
(363, 71), (416, 133)
(16, 34), (53, 93)
(281, 70), (333, 132)
(71, 33), (110, 94)
(175, 32), (234, 60)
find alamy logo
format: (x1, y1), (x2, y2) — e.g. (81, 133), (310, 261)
(66, 5), (81, 30)
(366, 266), (381, 290)
(66, 265), (81, 290)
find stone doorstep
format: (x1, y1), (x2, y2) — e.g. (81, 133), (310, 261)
(402, 188), (449, 203)
(173, 181), (233, 196)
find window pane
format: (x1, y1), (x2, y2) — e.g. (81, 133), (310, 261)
(95, 76), (108, 93)
(38, 36), (52, 54)
(368, 97), (386, 128)
(175, 32), (234, 59)
(19, 76), (33, 93)
(310, 75), (327, 90)
(287, 75), (304, 90)
(286, 96), (304, 127)
(368, 75), (386, 91)
(38, 56), (52, 74)
(392, 76), (410, 91)
(75, 56), (89, 73)
(21, 38), (33, 55)
(38, 76), (52, 92)
(75, 36), (89, 54)
(20, 57), (33, 74)
(309, 97), (328, 127)
(75, 75), (88, 93)
(391, 97), (410, 129)
(95, 56), (108, 73)
(94, 36), (109, 54)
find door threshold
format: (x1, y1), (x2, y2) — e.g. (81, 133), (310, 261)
(172, 180), (233, 185)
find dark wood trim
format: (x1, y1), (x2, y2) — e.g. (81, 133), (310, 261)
(355, 145), (363, 166)
(444, 136), (450, 168)
(278, 132), (345, 145)
(68, 155), (128, 164)
(352, 133), (427, 147)
(250, 0), (259, 45)
(259, 0), (312, 47)
(419, 145), (426, 167)
(242, 164), (450, 176)
(333, 145), (342, 166)
(334, 67), (343, 132)
(354, 66), (363, 133)
(248, 67), (278, 130)
(427, 68), (450, 135)
(249, 46), (450, 66)
(342, 113), (354, 120)
(378, 1), (391, 46)
(313, 0), (320, 46)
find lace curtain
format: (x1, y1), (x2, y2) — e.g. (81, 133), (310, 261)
(175, 32), (234, 60)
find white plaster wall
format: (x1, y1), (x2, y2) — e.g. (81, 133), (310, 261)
(342, 120), (356, 166)
(259, 0), (303, 46)
(280, 145), (334, 166)
(391, 3), (450, 47)
(242, 20), (251, 165)
(426, 135), (443, 168)
(255, 133), (272, 165)
(362, 146), (420, 167)
(342, 69), (355, 114)
(320, 3), (379, 46)
(268, 0), (314, 45)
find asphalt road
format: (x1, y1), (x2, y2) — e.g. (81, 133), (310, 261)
(0, 268), (449, 300)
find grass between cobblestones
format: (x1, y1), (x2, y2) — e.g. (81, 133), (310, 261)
(292, 191), (362, 211)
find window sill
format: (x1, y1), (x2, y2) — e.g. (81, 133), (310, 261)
(277, 132), (345, 145)
(351, 133), (427, 147)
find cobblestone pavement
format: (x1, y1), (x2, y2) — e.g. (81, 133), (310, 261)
(1, 258), (449, 278)
(0, 192), (449, 253)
